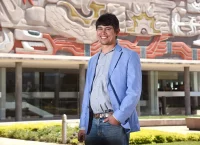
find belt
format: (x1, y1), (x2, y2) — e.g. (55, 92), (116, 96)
(93, 111), (113, 119)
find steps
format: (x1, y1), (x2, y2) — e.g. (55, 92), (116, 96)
(6, 102), (53, 117)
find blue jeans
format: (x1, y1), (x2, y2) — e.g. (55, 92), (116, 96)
(85, 118), (129, 145)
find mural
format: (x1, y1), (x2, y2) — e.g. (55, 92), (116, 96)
(0, 0), (200, 59)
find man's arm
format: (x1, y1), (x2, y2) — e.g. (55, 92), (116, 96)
(79, 59), (92, 130)
(113, 52), (142, 124)
(78, 59), (92, 142)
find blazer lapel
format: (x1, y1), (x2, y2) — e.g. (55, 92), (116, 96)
(108, 45), (122, 78)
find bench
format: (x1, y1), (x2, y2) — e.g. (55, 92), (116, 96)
(185, 117), (200, 130)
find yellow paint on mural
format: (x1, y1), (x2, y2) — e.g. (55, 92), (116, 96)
(89, 2), (105, 19)
(127, 13), (160, 34)
(59, 1), (105, 25)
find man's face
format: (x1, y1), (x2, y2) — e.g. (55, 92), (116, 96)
(96, 25), (119, 45)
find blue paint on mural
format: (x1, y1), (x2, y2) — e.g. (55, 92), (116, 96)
(84, 44), (90, 56)
(166, 41), (172, 54)
(193, 49), (197, 60)
(141, 46), (146, 58)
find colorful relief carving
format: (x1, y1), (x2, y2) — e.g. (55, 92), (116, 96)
(0, 28), (14, 53)
(22, 0), (34, 5)
(187, 0), (200, 13)
(171, 42), (192, 60)
(172, 0), (200, 39)
(2, 0), (24, 24)
(13, 29), (84, 55)
(58, 1), (105, 26)
(0, 0), (200, 60)
(14, 29), (53, 54)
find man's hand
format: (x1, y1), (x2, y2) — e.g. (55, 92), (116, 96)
(103, 115), (120, 126)
(78, 130), (86, 142)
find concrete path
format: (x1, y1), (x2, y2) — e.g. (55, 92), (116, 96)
(0, 138), (61, 145)
(143, 126), (200, 134)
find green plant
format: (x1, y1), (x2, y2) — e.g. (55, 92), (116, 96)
(174, 134), (186, 141)
(187, 134), (200, 141)
(166, 135), (175, 142)
(154, 134), (166, 143)
(0, 123), (200, 145)
(131, 135), (154, 144)
(71, 138), (79, 145)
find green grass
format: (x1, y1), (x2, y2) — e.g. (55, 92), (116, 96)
(139, 115), (200, 119)
(142, 141), (200, 145)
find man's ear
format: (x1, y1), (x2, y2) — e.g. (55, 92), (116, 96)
(116, 28), (120, 35)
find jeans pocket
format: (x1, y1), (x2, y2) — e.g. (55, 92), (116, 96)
(106, 121), (121, 128)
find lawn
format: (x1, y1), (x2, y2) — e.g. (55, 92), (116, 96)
(142, 141), (200, 145)
(139, 115), (200, 119)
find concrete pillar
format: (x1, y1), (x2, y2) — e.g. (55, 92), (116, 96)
(0, 68), (6, 120)
(162, 96), (167, 115)
(54, 70), (60, 115)
(15, 62), (22, 121)
(198, 72), (200, 106)
(33, 72), (40, 107)
(39, 72), (44, 91)
(79, 64), (86, 116)
(161, 80), (167, 115)
(192, 72), (198, 108)
(34, 72), (40, 91)
(136, 102), (140, 116)
(184, 67), (191, 115)
(148, 71), (159, 115)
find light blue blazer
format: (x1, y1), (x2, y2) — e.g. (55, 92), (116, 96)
(79, 44), (142, 133)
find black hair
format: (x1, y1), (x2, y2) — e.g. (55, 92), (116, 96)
(96, 13), (119, 33)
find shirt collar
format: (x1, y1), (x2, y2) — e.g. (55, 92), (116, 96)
(100, 44), (116, 55)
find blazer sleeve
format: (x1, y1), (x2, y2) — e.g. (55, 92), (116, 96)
(113, 52), (142, 124)
(79, 59), (92, 129)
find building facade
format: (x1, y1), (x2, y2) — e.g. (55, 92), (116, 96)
(0, 0), (200, 121)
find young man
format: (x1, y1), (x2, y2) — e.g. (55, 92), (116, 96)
(78, 13), (142, 145)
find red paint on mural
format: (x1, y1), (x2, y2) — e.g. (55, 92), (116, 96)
(14, 34), (84, 56)
(146, 35), (169, 59)
(90, 41), (101, 56)
(171, 42), (192, 60)
(23, 0), (34, 5)
(14, 40), (22, 53)
(118, 39), (140, 54)
(197, 49), (200, 60)
(10, 32), (197, 59)
(52, 36), (84, 56)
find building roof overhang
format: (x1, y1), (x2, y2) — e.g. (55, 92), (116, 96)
(0, 53), (200, 71)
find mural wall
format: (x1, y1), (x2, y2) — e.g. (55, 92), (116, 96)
(0, 0), (200, 59)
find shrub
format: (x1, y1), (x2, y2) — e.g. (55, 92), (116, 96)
(71, 138), (79, 145)
(174, 134), (187, 141)
(131, 135), (154, 144)
(12, 130), (26, 139)
(187, 134), (199, 141)
(0, 123), (200, 145)
(153, 134), (166, 143)
(166, 135), (175, 142)
(27, 131), (39, 141)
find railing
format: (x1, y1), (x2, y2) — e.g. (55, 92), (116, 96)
(6, 91), (79, 117)
(158, 91), (200, 97)
(6, 102), (53, 117)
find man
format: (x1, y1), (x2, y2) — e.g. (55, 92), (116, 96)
(78, 13), (142, 145)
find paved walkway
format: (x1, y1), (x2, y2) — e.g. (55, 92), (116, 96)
(143, 126), (200, 134)
(0, 138), (61, 145)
